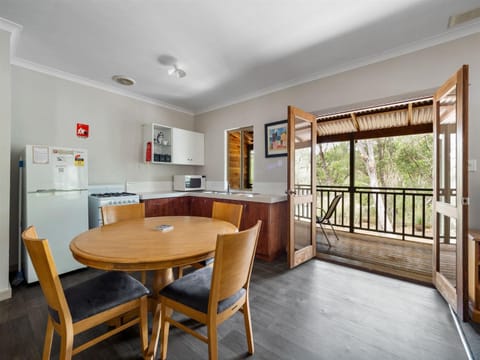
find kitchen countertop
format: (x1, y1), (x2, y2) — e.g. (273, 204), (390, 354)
(138, 191), (287, 204)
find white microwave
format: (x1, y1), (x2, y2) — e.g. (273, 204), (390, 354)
(173, 175), (206, 191)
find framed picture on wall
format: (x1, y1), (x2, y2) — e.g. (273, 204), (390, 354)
(265, 120), (288, 157)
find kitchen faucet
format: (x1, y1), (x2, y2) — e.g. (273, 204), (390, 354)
(227, 182), (231, 194)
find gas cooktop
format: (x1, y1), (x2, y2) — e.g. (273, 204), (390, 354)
(90, 192), (137, 198)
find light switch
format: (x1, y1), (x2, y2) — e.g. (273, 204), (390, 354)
(468, 159), (477, 172)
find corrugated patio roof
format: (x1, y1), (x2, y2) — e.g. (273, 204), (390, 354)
(315, 98), (433, 137)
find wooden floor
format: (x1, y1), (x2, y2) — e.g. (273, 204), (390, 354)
(0, 258), (469, 360)
(316, 228), (436, 284)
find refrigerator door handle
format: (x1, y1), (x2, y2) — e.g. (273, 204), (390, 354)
(34, 189), (88, 193)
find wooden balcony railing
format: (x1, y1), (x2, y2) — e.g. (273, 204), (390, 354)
(295, 185), (433, 241)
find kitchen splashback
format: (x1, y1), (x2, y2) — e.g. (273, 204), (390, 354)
(88, 183), (125, 195)
(126, 181), (173, 193)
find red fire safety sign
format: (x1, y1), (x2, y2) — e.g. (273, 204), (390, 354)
(76, 123), (89, 138)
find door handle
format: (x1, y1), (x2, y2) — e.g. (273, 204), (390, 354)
(286, 190), (296, 195)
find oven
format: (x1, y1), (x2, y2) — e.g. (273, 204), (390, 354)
(88, 192), (140, 228)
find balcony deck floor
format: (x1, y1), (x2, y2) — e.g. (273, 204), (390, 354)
(316, 228), (437, 284)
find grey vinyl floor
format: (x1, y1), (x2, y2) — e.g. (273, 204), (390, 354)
(0, 258), (474, 359)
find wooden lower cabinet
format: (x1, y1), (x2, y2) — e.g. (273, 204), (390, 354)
(143, 197), (190, 217)
(190, 197), (214, 217)
(240, 200), (288, 261)
(142, 196), (287, 261)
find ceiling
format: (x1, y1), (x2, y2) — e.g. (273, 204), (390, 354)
(1, 1), (480, 115)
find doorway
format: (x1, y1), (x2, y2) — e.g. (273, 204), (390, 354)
(227, 126), (254, 190)
(287, 66), (469, 320)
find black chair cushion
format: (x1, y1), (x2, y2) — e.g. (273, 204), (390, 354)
(49, 271), (150, 323)
(160, 266), (245, 314)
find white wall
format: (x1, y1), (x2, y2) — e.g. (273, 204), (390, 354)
(8, 66), (197, 272)
(11, 67), (196, 183)
(0, 30), (12, 300)
(195, 32), (480, 228)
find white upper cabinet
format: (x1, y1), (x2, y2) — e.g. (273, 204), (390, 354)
(143, 124), (204, 166)
(171, 127), (205, 165)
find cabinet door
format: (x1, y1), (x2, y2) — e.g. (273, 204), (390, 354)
(175, 197), (191, 216)
(144, 197), (191, 217)
(172, 128), (205, 165)
(191, 197), (213, 217)
(143, 198), (171, 217)
(241, 201), (269, 256)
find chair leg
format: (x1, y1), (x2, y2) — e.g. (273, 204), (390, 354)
(177, 266), (184, 278)
(160, 301), (171, 360)
(59, 324), (74, 360)
(140, 271), (147, 285)
(327, 220), (339, 242)
(42, 316), (54, 360)
(207, 319), (218, 360)
(242, 299), (255, 355)
(319, 223), (332, 247)
(139, 297), (149, 355)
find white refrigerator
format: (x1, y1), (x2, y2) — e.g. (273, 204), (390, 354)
(22, 145), (89, 283)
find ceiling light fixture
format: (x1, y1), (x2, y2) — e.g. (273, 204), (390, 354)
(168, 65), (186, 78)
(112, 75), (136, 86)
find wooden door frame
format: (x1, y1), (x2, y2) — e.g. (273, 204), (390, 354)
(432, 65), (469, 320)
(287, 105), (317, 268)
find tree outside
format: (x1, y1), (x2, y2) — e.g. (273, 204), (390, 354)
(316, 133), (433, 240)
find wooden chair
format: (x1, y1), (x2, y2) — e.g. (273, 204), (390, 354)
(159, 220), (262, 360)
(21, 226), (149, 360)
(211, 201), (243, 228)
(101, 202), (145, 225)
(101, 203), (147, 283)
(177, 201), (243, 277)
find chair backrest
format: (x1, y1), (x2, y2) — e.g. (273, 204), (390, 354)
(321, 194), (343, 221)
(21, 226), (71, 325)
(101, 202), (145, 225)
(211, 201), (243, 228)
(209, 220), (261, 308)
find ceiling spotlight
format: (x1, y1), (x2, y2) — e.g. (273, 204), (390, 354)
(168, 65), (186, 78)
(112, 75), (136, 86)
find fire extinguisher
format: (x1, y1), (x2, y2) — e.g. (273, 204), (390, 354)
(146, 141), (152, 162)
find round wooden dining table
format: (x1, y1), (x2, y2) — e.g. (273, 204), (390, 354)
(70, 216), (237, 359)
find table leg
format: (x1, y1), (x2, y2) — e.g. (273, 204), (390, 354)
(145, 268), (174, 360)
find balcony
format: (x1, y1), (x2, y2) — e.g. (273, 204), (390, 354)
(295, 184), (434, 283)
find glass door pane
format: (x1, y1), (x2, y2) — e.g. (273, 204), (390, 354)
(433, 65), (468, 320)
(288, 106), (316, 268)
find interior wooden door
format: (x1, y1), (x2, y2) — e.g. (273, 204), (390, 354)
(287, 106), (317, 268)
(432, 65), (469, 320)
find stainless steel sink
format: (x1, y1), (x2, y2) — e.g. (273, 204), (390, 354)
(202, 191), (259, 197)
(232, 192), (259, 197)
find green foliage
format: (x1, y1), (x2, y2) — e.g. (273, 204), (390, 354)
(316, 142), (350, 186)
(315, 133), (433, 239)
(317, 134), (433, 188)
(392, 135), (433, 188)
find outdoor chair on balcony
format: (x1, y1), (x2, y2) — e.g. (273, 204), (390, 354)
(316, 194), (342, 247)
